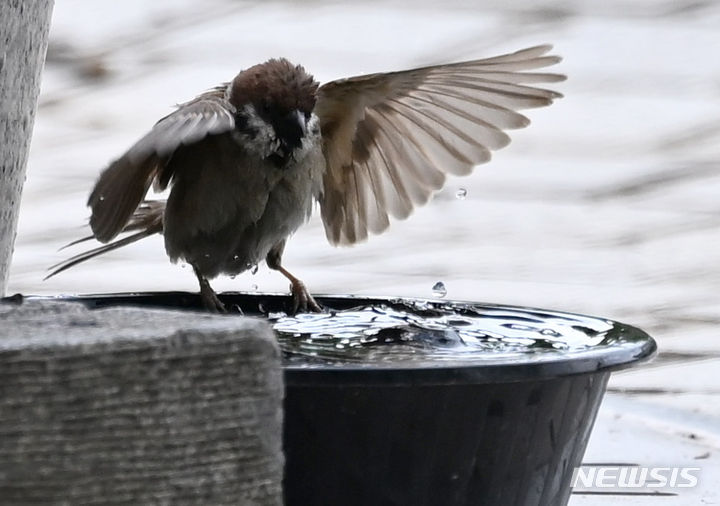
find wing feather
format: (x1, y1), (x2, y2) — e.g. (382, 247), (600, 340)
(371, 109), (446, 192)
(365, 117), (413, 218)
(88, 87), (235, 242)
(315, 44), (565, 245)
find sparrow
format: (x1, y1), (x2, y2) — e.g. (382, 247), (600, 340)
(47, 45), (565, 313)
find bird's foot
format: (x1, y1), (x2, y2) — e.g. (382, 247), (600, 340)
(200, 284), (227, 313)
(290, 279), (322, 314)
(193, 264), (226, 313)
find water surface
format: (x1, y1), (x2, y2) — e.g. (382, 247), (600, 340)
(271, 298), (647, 368)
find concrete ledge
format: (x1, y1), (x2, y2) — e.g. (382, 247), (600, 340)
(0, 299), (283, 505)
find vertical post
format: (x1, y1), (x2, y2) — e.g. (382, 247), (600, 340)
(0, 0), (55, 294)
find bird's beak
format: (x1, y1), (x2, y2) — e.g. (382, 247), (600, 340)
(289, 109), (307, 137)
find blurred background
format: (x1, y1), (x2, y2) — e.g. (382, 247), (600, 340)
(6, 1), (720, 502)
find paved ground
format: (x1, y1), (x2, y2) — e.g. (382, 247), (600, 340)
(7, 1), (720, 503)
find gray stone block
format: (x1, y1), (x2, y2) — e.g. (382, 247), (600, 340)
(0, 299), (283, 505)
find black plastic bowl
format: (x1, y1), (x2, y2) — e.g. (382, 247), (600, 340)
(27, 292), (656, 506)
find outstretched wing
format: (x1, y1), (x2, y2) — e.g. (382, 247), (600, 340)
(314, 45), (565, 245)
(88, 87), (235, 242)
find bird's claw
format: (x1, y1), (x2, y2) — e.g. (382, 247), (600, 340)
(200, 285), (227, 313)
(290, 280), (322, 314)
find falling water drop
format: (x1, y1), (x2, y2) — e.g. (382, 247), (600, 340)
(251, 284), (258, 291)
(432, 281), (447, 298)
(455, 188), (467, 200)
(251, 265), (259, 275)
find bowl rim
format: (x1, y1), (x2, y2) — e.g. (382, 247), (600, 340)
(14, 291), (657, 386)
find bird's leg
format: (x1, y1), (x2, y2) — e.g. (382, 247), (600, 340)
(192, 264), (227, 313)
(266, 240), (321, 314)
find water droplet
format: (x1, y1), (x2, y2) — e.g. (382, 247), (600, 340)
(541, 328), (561, 337)
(455, 188), (467, 200)
(432, 281), (447, 298)
(230, 275), (236, 280)
(233, 255), (239, 260)
(99, 195), (105, 201)
(251, 265), (259, 275)
(203, 253), (210, 258)
(251, 284), (258, 291)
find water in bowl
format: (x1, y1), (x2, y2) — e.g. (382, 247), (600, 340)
(269, 298), (642, 368)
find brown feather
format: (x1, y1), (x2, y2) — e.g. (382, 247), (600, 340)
(47, 200), (164, 279)
(88, 155), (160, 243)
(315, 44), (566, 245)
(87, 88), (235, 243)
(229, 58), (318, 114)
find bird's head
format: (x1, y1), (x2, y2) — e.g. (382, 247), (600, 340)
(229, 58), (319, 167)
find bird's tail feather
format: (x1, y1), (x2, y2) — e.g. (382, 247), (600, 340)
(45, 200), (165, 280)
